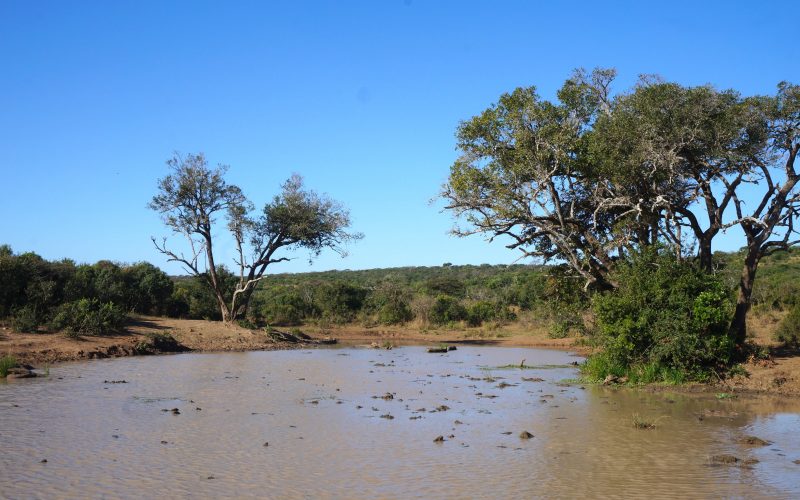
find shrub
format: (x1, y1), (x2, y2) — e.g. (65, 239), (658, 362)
(466, 301), (515, 327)
(259, 290), (310, 326)
(429, 295), (467, 325)
(51, 299), (126, 336)
(11, 305), (42, 333)
(584, 249), (734, 383)
(775, 303), (800, 346)
(0, 355), (17, 378)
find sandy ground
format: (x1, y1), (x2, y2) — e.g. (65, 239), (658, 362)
(2, 313), (799, 396)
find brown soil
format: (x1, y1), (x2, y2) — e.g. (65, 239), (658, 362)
(2, 312), (799, 397)
(0, 316), (583, 366)
(0, 316), (300, 366)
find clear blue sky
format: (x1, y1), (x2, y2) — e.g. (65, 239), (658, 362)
(1, 0), (798, 274)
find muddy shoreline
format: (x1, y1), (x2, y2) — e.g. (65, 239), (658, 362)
(2, 315), (799, 398)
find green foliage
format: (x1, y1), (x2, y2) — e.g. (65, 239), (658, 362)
(585, 249), (734, 382)
(0, 355), (17, 378)
(311, 281), (367, 324)
(775, 302), (800, 346)
(11, 305), (42, 333)
(51, 299), (126, 337)
(466, 301), (515, 327)
(429, 295), (467, 325)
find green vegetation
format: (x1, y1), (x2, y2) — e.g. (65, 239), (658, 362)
(0, 245), (172, 335)
(443, 69), (799, 354)
(149, 154), (361, 324)
(51, 299), (126, 337)
(0, 355), (17, 378)
(583, 250), (734, 383)
(775, 302), (800, 346)
(631, 413), (657, 430)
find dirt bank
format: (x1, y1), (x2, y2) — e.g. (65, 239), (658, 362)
(3, 314), (799, 397)
(0, 317), (302, 366)
(0, 316), (581, 367)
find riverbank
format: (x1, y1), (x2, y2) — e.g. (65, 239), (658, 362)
(0, 315), (578, 366)
(2, 314), (799, 397)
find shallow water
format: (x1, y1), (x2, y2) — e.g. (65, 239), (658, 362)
(2, 346), (800, 499)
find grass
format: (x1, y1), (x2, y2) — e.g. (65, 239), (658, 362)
(581, 354), (690, 385)
(715, 392), (738, 400)
(0, 355), (18, 378)
(493, 364), (573, 370)
(631, 413), (658, 429)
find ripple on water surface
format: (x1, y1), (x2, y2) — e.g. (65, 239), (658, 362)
(1, 346), (800, 498)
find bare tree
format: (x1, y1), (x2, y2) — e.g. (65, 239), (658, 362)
(149, 153), (362, 323)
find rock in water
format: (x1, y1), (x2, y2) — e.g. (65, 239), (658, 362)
(519, 431), (534, 439)
(433, 436), (445, 443)
(711, 454), (739, 465)
(739, 436), (772, 446)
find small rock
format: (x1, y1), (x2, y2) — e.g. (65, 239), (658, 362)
(171, 408), (180, 415)
(711, 454), (739, 465)
(519, 431), (534, 439)
(380, 414), (394, 420)
(454, 420), (463, 425)
(40, 459), (47, 463)
(793, 459), (800, 465)
(433, 435), (445, 443)
(263, 442), (269, 447)
(739, 436), (772, 446)
(381, 393), (394, 400)
(161, 440), (168, 444)
(447, 346), (457, 351)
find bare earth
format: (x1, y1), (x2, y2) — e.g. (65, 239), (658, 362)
(2, 314), (799, 397)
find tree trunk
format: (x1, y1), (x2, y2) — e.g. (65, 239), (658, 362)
(730, 250), (759, 345)
(697, 237), (713, 273)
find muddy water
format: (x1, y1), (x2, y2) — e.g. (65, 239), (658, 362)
(2, 346), (800, 499)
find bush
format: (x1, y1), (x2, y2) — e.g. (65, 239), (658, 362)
(775, 303), (800, 346)
(429, 295), (467, 325)
(259, 290), (310, 326)
(466, 301), (515, 327)
(51, 299), (126, 336)
(11, 305), (42, 333)
(548, 307), (585, 339)
(584, 249), (735, 383)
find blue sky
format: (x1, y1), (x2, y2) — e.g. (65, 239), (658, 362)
(1, 0), (798, 274)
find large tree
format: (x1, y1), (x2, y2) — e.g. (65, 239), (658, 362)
(443, 69), (799, 343)
(149, 153), (362, 323)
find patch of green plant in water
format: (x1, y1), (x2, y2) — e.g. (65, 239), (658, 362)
(492, 364), (573, 370)
(556, 378), (582, 385)
(581, 354), (690, 385)
(0, 355), (18, 378)
(631, 413), (658, 429)
(715, 392), (737, 400)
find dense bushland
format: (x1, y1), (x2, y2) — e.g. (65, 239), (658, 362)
(0, 245), (172, 335)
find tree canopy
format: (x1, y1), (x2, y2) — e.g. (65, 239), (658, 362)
(149, 153), (362, 323)
(443, 69), (799, 342)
